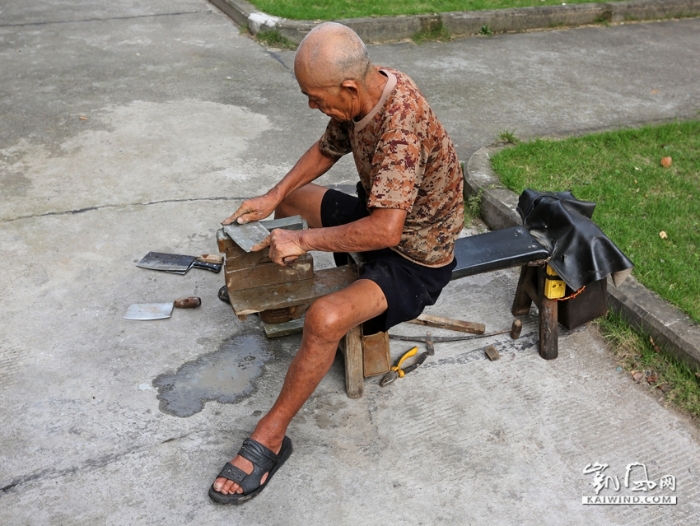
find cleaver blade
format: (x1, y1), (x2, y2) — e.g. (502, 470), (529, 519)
(124, 303), (174, 320)
(223, 221), (271, 252)
(124, 297), (201, 320)
(136, 252), (221, 273)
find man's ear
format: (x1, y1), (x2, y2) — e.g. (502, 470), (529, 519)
(339, 79), (360, 98)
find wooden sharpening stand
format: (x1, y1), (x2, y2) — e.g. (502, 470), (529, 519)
(217, 223), (390, 399)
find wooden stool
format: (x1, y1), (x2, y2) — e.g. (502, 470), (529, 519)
(218, 224), (391, 399)
(338, 328), (391, 399)
(511, 261), (558, 360)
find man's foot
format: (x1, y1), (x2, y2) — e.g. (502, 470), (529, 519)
(209, 435), (293, 505)
(217, 285), (230, 305)
(212, 436), (282, 495)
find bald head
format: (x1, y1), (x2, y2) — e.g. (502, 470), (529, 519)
(295, 22), (371, 87)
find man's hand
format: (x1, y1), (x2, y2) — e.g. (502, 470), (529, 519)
(251, 228), (307, 266)
(222, 193), (279, 226)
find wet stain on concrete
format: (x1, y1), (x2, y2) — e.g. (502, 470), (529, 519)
(153, 334), (278, 417)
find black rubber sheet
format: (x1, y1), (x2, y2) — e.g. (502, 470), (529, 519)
(517, 189), (634, 290)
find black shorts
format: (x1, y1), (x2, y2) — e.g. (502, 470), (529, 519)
(320, 185), (456, 334)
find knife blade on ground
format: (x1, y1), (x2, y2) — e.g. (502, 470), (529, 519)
(124, 297), (201, 320)
(136, 252), (222, 273)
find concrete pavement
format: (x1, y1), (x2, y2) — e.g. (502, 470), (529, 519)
(2, 1), (700, 524)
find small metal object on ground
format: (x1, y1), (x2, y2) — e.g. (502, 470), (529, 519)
(262, 318), (304, 338)
(484, 345), (500, 361)
(380, 346), (429, 387)
(380, 346), (417, 387)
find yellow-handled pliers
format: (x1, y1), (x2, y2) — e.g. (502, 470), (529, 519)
(380, 346), (428, 387)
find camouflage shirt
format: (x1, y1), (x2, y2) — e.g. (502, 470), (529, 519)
(319, 67), (464, 267)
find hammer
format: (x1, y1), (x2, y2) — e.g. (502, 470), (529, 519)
(390, 319), (523, 344)
(492, 319), (523, 339)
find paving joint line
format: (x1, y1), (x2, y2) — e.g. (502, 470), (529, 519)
(0, 428), (210, 496)
(0, 196), (254, 224)
(0, 11), (207, 28)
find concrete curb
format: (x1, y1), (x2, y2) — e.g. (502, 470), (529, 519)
(464, 145), (700, 372)
(210, 0), (700, 44)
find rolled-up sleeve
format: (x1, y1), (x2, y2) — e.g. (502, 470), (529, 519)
(319, 119), (352, 159)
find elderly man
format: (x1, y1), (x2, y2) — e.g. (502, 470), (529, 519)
(210, 22), (463, 504)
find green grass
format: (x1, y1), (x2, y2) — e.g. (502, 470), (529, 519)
(413, 23), (451, 44)
(490, 121), (700, 322)
(248, 0), (622, 20)
(464, 190), (483, 226)
(255, 29), (297, 49)
(499, 129), (520, 144)
(597, 312), (700, 422)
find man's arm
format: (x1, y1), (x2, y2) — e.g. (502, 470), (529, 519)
(255, 207), (407, 266)
(222, 141), (337, 225)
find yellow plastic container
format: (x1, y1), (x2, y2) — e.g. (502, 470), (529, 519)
(544, 265), (566, 299)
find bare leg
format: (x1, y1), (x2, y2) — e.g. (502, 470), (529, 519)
(213, 279), (388, 495)
(274, 183), (328, 228)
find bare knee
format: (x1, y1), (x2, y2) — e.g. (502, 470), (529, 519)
(273, 184), (326, 228)
(304, 298), (352, 343)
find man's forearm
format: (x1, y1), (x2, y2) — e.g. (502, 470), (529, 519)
(268, 141), (337, 202)
(298, 209), (406, 254)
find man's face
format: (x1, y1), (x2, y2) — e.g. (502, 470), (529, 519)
(296, 69), (358, 122)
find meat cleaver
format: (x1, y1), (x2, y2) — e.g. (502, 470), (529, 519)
(136, 252), (222, 274)
(124, 297), (201, 320)
(223, 221), (271, 252)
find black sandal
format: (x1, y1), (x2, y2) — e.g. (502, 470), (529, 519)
(217, 285), (230, 305)
(209, 436), (293, 505)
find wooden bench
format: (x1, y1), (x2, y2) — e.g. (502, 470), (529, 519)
(217, 219), (594, 399)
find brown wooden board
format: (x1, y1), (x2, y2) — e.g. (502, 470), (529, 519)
(228, 265), (357, 316)
(225, 254), (314, 293)
(225, 244), (268, 265)
(484, 345), (500, 361)
(407, 313), (485, 334)
(362, 331), (391, 377)
(340, 325), (364, 399)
